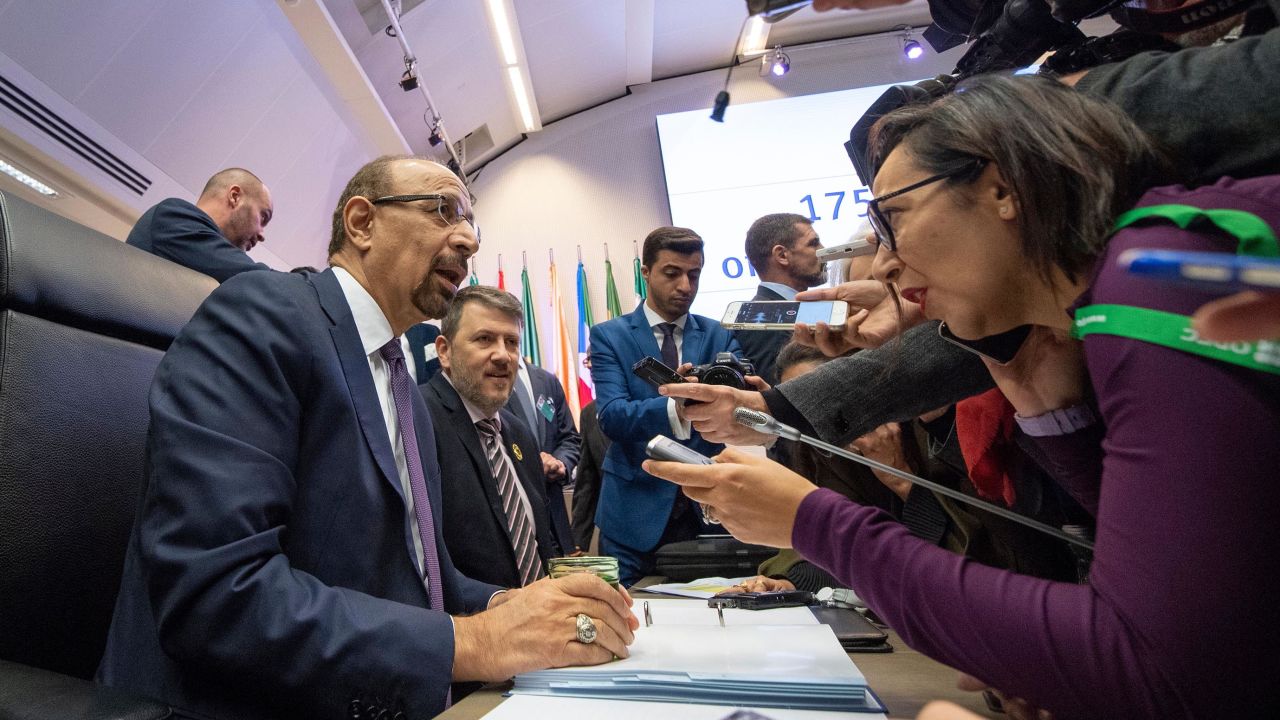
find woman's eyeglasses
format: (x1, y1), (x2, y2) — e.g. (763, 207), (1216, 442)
(866, 160), (984, 253)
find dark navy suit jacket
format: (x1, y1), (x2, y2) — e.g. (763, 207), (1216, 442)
(97, 269), (497, 719)
(422, 372), (562, 586)
(126, 197), (271, 282)
(589, 305), (742, 551)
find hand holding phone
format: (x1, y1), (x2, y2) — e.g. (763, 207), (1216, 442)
(721, 300), (848, 331)
(632, 356), (701, 405)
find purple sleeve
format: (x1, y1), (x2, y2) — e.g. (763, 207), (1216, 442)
(793, 178), (1280, 719)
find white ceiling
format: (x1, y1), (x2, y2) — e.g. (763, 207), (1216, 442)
(0, 0), (934, 269)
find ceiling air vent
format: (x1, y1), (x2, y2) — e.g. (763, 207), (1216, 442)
(456, 124), (494, 162)
(0, 73), (152, 196)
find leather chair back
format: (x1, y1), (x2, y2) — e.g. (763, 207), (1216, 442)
(0, 190), (216, 679)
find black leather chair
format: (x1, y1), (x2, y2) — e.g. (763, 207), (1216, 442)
(0, 190), (217, 719)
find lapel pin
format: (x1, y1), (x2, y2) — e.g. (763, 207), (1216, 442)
(512, 443), (523, 461)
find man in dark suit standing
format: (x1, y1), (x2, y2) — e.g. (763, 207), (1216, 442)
(423, 285), (562, 588)
(508, 358), (581, 552)
(733, 213), (826, 386)
(590, 226), (744, 586)
(126, 167), (275, 282)
(98, 156), (636, 719)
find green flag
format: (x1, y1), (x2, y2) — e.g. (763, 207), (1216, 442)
(604, 259), (623, 319)
(632, 256), (647, 302)
(468, 259), (479, 286)
(520, 265), (542, 366)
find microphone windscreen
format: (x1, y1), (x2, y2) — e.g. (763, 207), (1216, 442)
(733, 407), (772, 430)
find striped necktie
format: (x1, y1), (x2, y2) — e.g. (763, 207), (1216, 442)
(475, 418), (544, 586)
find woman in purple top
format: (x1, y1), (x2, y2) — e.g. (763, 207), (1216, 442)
(646, 74), (1280, 719)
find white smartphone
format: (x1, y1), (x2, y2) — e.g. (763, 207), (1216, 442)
(816, 237), (877, 261)
(720, 300), (848, 331)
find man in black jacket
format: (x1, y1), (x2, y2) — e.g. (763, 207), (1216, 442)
(423, 285), (561, 587)
(126, 167), (274, 282)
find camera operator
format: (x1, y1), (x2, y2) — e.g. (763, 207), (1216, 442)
(588, 227), (751, 586)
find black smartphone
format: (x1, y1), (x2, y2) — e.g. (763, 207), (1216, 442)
(937, 322), (1032, 366)
(709, 590), (815, 610)
(632, 356), (684, 387)
(632, 356), (703, 405)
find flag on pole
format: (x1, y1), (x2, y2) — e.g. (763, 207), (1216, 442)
(549, 253), (581, 421)
(604, 245), (623, 320)
(575, 250), (595, 408)
(520, 254), (541, 366)
(468, 258), (479, 287)
(632, 242), (647, 302)
(497, 254), (506, 291)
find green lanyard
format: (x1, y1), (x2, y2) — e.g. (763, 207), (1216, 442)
(1072, 204), (1280, 376)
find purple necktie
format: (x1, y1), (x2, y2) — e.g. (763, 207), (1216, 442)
(379, 339), (446, 612)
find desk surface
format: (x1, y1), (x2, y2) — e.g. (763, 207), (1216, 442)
(439, 595), (999, 719)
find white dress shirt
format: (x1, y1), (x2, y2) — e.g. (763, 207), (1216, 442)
(642, 303), (693, 440)
(332, 267), (430, 589)
(758, 281), (799, 300)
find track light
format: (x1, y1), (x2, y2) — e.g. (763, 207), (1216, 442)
(399, 60), (419, 92)
(427, 120), (443, 147)
(897, 26), (924, 60)
(761, 46), (790, 77)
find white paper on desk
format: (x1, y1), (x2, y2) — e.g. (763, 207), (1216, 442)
(643, 576), (753, 598)
(483, 695), (887, 720)
(634, 598), (819, 627)
(513, 625), (882, 712)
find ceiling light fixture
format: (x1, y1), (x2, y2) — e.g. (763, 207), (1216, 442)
(0, 158), (58, 197)
(484, 0), (542, 133)
(740, 15), (770, 56)
(761, 46), (790, 77)
(897, 26), (925, 60)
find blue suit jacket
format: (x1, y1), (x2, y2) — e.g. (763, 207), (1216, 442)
(589, 305), (742, 551)
(125, 197), (272, 282)
(97, 269), (497, 719)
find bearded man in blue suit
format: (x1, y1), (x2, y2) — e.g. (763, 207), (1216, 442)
(590, 227), (745, 586)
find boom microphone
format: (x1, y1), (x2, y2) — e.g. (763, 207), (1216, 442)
(732, 407), (1094, 550)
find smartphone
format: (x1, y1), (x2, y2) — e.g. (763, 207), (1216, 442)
(632, 356), (685, 387)
(708, 590), (815, 610)
(937, 322), (1032, 366)
(646, 437), (721, 525)
(1119, 248), (1280, 293)
(645, 435), (714, 465)
(720, 300), (848, 331)
(816, 237), (877, 261)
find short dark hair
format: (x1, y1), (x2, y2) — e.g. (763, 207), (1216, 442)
(327, 154), (418, 258)
(200, 168), (264, 200)
(745, 213), (812, 274)
(775, 342), (832, 378)
(440, 285), (524, 341)
(867, 74), (1172, 283)
(642, 226), (703, 267)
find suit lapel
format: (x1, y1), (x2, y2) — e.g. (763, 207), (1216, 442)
(314, 270), (405, 505)
(429, 375), (511, 539)
(681, 312), (706, 366)
(627, 305), (662, 362)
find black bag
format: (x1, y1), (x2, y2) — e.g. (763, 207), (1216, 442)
(654, 536), (776, 581)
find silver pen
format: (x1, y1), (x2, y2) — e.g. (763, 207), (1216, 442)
(643, 600), (652, 627)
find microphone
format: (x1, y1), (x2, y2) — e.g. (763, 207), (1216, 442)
(733, 407), (800, 441)
(732, 407), (1094, 551)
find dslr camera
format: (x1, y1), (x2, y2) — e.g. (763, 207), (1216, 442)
(688, 352), (756, 390)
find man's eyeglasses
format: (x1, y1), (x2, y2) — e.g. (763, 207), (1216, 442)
(371, 194), (478, 236)
(866, 160), (984, 253)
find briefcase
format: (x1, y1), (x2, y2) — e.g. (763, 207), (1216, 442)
(654, 536), (776, 582)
